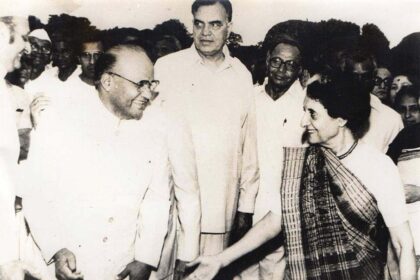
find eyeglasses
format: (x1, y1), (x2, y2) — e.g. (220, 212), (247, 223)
(268, 57), (300, 72)
(107, 72), (159, 90)
(30, 42), (51, 54)
(80, 52), (103, 61)
(373, 77), (392, 87)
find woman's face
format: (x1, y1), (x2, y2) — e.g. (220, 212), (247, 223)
(301, 96), (343, 147)
(390, 75), (412, 103)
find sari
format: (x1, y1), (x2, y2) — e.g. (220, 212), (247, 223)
(281, 146), (388, 280)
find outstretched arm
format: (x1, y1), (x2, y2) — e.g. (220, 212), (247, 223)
(388, 222), (416, 280)
(186, 211), (281, 280)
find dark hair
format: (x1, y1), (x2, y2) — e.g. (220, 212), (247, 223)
(192, 0), (232, 22)
(262, 29), (303, 57)
(307, 77), (371, 139)
(394, 85), (420, 107)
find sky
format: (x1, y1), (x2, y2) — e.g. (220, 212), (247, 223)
(1, 0), (420, 47)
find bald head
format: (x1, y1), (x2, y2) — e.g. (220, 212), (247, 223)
(96, 44), (156, 120)
(95, 44), (153, 84)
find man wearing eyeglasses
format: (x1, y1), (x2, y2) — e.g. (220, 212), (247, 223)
(343, 50), (403, 153)
(235, 33), (307, 280)
(25, 29), (52, 82)
(154, 1), (259, 275)
(0, 16), (48, 280)
(372, 67), (393, 106)
(20, 44), (200, 280)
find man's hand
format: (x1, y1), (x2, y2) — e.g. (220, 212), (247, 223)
(30, 94), (50, 129)
(116, 260), (152, 280)
(0, 260), (42, 280)
(184, 256), (223, 280)
(230, 212), (253, 245)
(404, 184), (420, 204)
(174, 259), (188, 280)
(53, 248), (83, 280)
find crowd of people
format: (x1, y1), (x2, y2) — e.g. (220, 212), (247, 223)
(0, 0), (419, 279)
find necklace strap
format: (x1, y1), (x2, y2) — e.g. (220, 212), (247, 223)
(338, 141), (358, 160)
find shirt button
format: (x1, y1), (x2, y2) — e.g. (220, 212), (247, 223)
(103, 237), (108, 243)
(108, 217), (114, 223)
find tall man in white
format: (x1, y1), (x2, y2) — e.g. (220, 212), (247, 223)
(237, 33), (307, 280)
(22, 45), (200, 280)
(155, 0), (259, 262)
(0, 16), (45, 280)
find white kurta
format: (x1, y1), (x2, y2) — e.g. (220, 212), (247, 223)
(397, 152), (420, 253)
(20, 84), (198, 279)
(361, 94), (403, 153)
(155, 45), (259, 233)
(253, 79), (306, 223)
(0, 67), (20, 265)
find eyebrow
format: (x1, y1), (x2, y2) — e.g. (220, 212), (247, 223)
(209, 20), (223, 25)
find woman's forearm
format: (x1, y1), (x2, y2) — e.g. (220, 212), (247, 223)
(219, 211), (282, 267)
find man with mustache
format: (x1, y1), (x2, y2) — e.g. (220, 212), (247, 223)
(237, 32), (307, 280)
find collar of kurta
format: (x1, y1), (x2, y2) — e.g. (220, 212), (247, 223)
(188, 44), (234, 71)
(369, 93), (382, 112)
(258, 77), (305, 102)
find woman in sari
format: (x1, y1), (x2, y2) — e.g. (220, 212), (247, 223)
(186, 78), (416, 280)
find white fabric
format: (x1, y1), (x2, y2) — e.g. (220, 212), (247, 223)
(361, 94), (403, 153)
(397, 154), (420, 253)
(8, 84), (32, 129)
(253, 79), (306, 223)
(19, 81), (196, 279)
(341, 142), (408, 228)
(0, 66), (20, 265)
(238, 79), (305, 280)
(155, 45), (259, 234)
(28, 29), (50, 42)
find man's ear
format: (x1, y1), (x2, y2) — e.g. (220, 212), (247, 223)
(100, 73), (113, 92)
(337, 117), (348, 128)
(227, 21), (233, 38)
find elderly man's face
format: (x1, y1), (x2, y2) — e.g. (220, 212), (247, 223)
(27, 36), (51, 67)
(372, 67), (392, 102)
(266, 43), (301, 88)
(2, 18), (30, 72)
(107, 50), (156, 120)
(193, 2), (231, 58)
(79, 41), (103, 79)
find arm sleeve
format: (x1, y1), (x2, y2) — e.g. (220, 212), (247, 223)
(134, 143), (172, 267)
(0, 91), (21, 265)
(238, 93), (260, 213)
(376, 156), (409, 228)
(167, 113), (201, 262)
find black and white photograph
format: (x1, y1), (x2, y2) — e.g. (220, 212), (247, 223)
(0, 0), (420, 279)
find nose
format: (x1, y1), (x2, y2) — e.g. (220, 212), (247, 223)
(140, 87), (153, 101)
(404, 109), (411, 119)
(23, 40), (31, 55)
(89, 55), (95, 65)
(277, 63), (288, 73)
(201, 24), (211, 36)
(300, 111), (309, 128)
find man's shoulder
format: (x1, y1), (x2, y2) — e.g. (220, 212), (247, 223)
(155, 48), (192, 69)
